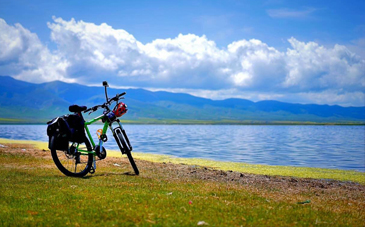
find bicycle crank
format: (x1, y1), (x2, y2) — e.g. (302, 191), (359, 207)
(95, 145), (107, 159)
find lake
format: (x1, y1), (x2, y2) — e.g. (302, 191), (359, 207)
(0, 124), (364, 172)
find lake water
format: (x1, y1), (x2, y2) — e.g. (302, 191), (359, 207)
(0, 124), (364, 172)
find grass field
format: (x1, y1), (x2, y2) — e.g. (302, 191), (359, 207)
(0, 140), (364, 226)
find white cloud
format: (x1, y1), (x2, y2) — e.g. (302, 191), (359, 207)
(0, 18), (70, 83)
(0, 17), (364, 106)
(347, 37), (365, 59)
(47, 16), (142, 74)
(227, 39), (286, 89)
(285, 38), (365, 92)
(267, 8), (317, 19)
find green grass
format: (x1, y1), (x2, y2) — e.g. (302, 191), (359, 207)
(1, 140), (365, 226)
(0, 146), (364, 226)
(0, 118), (26, 123)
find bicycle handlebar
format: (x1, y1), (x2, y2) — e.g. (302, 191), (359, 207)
(109, 92), (126, 103)
(83, 92), (126, 114)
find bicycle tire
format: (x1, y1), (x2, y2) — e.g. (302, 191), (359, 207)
(50, 136), (93, 177)
(126, 150), (139, 175)
(116, 131), (139, 175)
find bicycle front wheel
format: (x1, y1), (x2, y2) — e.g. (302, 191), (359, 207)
(116, 130), (139, 175)
(50, 136), (93, 177)
(126, 150), (139, 175)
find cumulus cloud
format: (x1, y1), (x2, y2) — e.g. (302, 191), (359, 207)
(0, 18), (70, 83)
(47, 17), (143, 74)
(0, 17), (364, 106)
(285, 38), (365, 92)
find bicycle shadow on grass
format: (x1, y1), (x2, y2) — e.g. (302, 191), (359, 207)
(81, 171), (139, 179)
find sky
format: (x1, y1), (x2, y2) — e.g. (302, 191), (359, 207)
(0, 0), (364, 106)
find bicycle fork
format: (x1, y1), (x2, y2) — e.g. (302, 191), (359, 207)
(110, 120), (132, 154)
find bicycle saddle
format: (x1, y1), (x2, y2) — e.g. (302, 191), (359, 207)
(69, 105), (87, 113)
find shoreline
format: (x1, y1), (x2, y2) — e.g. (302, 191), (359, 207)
(0, 118), (364, 126)
(1, 138), (364, 184)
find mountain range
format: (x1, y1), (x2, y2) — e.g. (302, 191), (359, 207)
(0, 75), (364, 124)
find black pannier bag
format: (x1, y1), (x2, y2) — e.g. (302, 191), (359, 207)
(64, 113), (86, 143)
(47, 114), (86, 150)
(47, 117), (70, 151)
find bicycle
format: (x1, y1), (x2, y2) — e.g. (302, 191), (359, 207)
(47, 81), (139, 177)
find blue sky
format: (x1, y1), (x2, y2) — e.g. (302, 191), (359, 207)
(2, 0), (364, 50)
(0, 0), (364, 106)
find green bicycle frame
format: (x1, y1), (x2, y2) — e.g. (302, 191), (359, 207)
(75, 114), (125, 157)
(75, 114), (108, 155)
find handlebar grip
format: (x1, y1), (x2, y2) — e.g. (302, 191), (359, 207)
(118, 92), (126, 98)
(110, 92), (126, 102)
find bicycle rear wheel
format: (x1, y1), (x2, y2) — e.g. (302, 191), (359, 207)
(50, 136), (93, 177)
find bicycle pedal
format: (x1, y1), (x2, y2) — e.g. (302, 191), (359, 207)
(89, 166), (95, 174)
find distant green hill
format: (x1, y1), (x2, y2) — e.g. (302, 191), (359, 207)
(0, 76), (364, 124)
